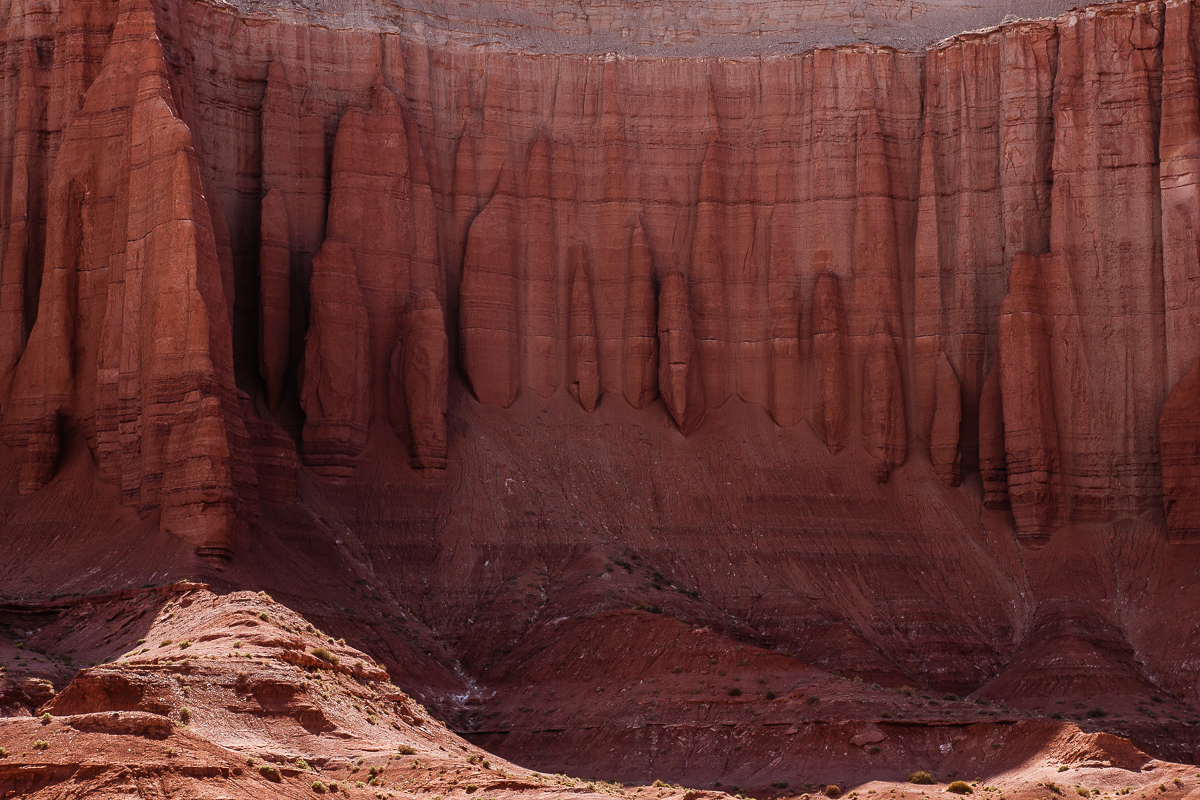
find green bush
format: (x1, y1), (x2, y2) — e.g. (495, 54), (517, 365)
(33, 739), (49, 751)
(947, 782), (973, 794)
(312, 781), (328, 794)
(259, 764), (281, 781)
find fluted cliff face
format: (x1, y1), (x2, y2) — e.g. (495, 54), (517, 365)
(0, 0), (1197, 545)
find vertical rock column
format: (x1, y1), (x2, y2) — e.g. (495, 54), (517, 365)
(1041, 3), (1164, 525)
(658, 272), (705, 435)
(997, 253), (1061, 542)
(809, 272), (848, 453)
(567, 247), (601, 412)
(390, 289), (448, 470)
(460, 187), (521, 408)
(623, 221), (659, 410)
(301, 240), (371, 478)
(2, 0), (252, 556)
(258, 187), (290, 409)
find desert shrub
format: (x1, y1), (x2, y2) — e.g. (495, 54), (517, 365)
(296, 758), (313, 771)
(671, 667), (682, 674)
(909, 772), (937, 785)
(1086, 708), (1106, 718)
(1076, 789), (1089, 797)
(0, 747), (7, 757)
(773, 782), (789, 789)
(1058, 767), (1069, 773)
(312, 647), (339, 666)
(258, 612), (269, 621)
(943, 694), (961, 702)
(807, 696), (820, 705)
(653, 780), (668, 788)
(179, 707), (191, 723)
(33, 739), (49, 750)
(178, 641), (191, 649)
(312, 781), (328, 794)
(40, 712), (51, 724)
(825, 785), (842, 798)
(946, 782), (973, 794)
(869, 746), (882, 755)
(901, 686), (917, 697)
(728, 688), (742, 697)
(765, 690), (777, 700)
(259, 764), (280, 781)
(397, 745), (417, 755)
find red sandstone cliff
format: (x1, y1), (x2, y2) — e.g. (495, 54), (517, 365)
(4, 0), (1184, 544)
(9, 0), (1200, 784)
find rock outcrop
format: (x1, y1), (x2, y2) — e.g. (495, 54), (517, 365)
(0, 0), (290, 555)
